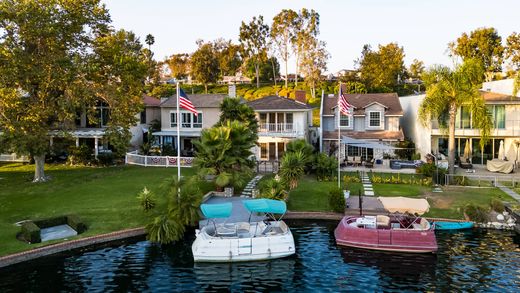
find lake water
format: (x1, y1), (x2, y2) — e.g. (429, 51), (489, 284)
(1, 220), (519, 292)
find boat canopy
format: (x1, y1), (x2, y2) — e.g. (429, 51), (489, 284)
(243, 199), (287, 214)
(200, 203), (233, 218)
(377, 197), (430, 215)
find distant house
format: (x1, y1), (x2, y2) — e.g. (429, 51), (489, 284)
(320, 91), (404, 160)
(247, 93), (314, 161)
(400, 79), (520, 164)
(219, 73), (252, 84)
(153, 94), (227, 156)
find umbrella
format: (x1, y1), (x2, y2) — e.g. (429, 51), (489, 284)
(463, 139), (471, 160)
(506, 142), (517, 165)
(498, 140), (505, 160)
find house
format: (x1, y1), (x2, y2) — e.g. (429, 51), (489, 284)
(320, 91), (404, 160)
(247, 93), (314, 161)
(218, 73), (252, 84)
(153, 94), (227, 156)
(129, 95), (161, 147)
(400, 80), (520, 164)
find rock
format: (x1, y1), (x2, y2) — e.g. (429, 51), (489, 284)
(507, 218), (515, 224)
(496, 214), (505, 221)
(503, 211), (509, 216)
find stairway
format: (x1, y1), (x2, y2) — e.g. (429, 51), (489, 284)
(240, 175), (263, 198)
(360, 171), (374, 196)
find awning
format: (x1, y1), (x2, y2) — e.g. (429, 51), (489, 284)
(341, 136), (400, 150)
(377, 197), (430, 215)
(243, 199), (286, 214)
(200, 203), (232, 218)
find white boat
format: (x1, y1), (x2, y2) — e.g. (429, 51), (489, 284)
(192, 199), (296, 262)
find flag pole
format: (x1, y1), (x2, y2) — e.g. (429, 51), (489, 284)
(338, 82), (341, 189)
(176, 82), (181, 188)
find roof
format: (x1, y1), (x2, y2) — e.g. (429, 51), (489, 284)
(377, 197), (430, 215)
(143, 95), (161, 107)
(323, 93), (403, 116)
(479, 90), (520, 103)
(242, 199), (286, 214)
(247, 95), (313, 111)
(160, 94), (227, 108)
(200, 203), (232, 218)
(322, 130), (404, 141)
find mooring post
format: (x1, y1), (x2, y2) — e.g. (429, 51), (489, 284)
(358, 189), (363, 216)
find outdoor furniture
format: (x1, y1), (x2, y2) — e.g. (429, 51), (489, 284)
(353, 156), (362, 166)
(390, 160), (423, 170)
(364, 158), (375, 168)
(459, 156), (473, 169)
(347, 156), (354, 166)
(486, 159), (514, 174)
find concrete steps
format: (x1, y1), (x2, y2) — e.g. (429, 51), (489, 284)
(360, 171), (374, 196)
(240, 175), (263, 198)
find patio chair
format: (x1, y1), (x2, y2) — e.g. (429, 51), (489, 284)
(347, 156), (354, 166)
(459, 156), (473, 169)
(364, 158), (375, 168)
(353, 156), (362, 166)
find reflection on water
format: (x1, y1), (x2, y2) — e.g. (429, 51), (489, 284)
(0, 221), (519, 292)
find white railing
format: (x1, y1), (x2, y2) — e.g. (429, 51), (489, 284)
(0, 154), (29, 162)
(444, 174), (518, 188)
(432, 120), (520, 137)
(259, 123), (300, 134)
(125, 151), (194, 168)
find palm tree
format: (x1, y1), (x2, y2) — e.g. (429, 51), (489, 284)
(279, 151), (306, 189)
(218, 97), (259, 139)
(286, 139), (314, 170)
(145, 34), (155, 51)
(419, 59), (492, 175)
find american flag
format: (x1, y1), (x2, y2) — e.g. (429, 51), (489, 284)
(338, 85), (353, 115)
(179, 88), (198, 115)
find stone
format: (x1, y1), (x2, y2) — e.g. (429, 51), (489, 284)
(502, 211), (509, 216)
(496, 214), (505, 221)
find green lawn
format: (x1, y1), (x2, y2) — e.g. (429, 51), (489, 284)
(0, 163), (214, 257)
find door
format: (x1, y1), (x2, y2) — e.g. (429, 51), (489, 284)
(269, 142), (276, 161)
(238, 238), (252, 254)
(378, 230), (392, 245)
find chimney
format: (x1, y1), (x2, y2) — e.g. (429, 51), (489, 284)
(228, 84), (236, 98)
(295, 90), (306, 104)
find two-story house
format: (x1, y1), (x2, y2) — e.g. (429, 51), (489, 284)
(247, 95), (314, 161)
(400, 82), (520, 164)
(130, 95), (161, 147)
(320, 92), (404, 160)
(153, 94), (226, 156)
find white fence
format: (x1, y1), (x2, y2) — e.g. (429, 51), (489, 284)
(0, 154), (29, 162)
(445, 174), (518, 188)
(125, 151), (194, 168)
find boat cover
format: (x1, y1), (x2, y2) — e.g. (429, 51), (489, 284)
(200, 203), (233, 218)
(377, 197), (430, 215)
(243, 199), (286, 214)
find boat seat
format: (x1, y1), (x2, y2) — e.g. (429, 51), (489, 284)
(376, 215), (390, 227)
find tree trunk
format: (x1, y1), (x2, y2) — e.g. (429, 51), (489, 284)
(271, 57), (277, 86)
(448, 103), (457, 176)
(284, 50), (288, 89)
(295, 53), (299, 87)
(204, 84), (208, 94)
(255, 63), (260, 88)
(33, 154), (47, 182)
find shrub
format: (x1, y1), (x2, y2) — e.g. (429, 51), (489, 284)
(21, 222), (41, 243)
(258, 178), (288, 200)
(464, 204), (489, 223)
(489, 199), (505, 213)
(416, 163), (436, 177)
(411, 153), (421, 160)
(34, 216), (67, 228)
(279, 151), (306, 189)
(314, 153), (337, 181)
(161, 144), (176, 156)
(343, 175), (360, 183)
(328, 187), (345, 213)
(67, 145), (93, 165)
(137, 187), (156, 212)
(66, 214), (87, 234)
(96, 152), (114, 166)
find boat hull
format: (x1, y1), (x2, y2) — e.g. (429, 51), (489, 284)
(334, 216), (438, 254)
(434, 221), (474, 230)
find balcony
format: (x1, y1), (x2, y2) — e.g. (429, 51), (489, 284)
(258, 123), (303, 137)
(431, 120), (520, 137)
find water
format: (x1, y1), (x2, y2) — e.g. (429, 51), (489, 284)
(1, 220), (519, 292)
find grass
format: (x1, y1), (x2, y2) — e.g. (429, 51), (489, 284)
(0, 163), (214, 257)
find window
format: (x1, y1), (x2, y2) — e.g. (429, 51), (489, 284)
(193, 113), (203, 128)
(340, 113), (350, 127)
(286, 113), (293, 131)
(260, 143), (268, 160)
(457, 106), (471, 129)
(170, 112), (177, 127)
(182, 112), (191, 128)
(487, 105), (505, 129)
(369, 112), (381, 127)
(140, 111), (146, 124)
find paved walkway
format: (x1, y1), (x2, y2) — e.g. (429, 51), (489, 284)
(496, 183), (520, 202)
(360, 171), (374, 196)
(240, 175), (263, 197)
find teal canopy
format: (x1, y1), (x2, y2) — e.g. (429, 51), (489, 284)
(200, 203), (232, 218)
(243, 199), (287, 214)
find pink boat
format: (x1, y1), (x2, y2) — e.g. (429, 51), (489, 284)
(335, 197), (438, 253)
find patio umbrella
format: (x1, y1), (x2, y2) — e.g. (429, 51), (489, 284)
(463, 139), (471, 160)
(506, 142), (517, 164)
(498, 140), (505, 160)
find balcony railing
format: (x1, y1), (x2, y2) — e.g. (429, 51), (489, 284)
(259, 123), (299, 134)
(432, 120), (520, 137)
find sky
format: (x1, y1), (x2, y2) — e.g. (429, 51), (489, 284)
(103, 0), (519, 74)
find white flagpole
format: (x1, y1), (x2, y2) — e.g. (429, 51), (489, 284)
(338, 82), (341, 189)
(176, 82), (181, 185)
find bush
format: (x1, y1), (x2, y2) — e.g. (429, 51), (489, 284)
(314, 153), (337, 181)
(161, 144), (176, 156)
(67, 145), (93, 165)
(34, 216), (67, 228)
(416, 163), (436, 177)
(464, 204), (489, 223)
(489, 199), (505, 213)
(67, 214), (87, 234)
(258, 178), (288, 200)
(328, 187), (345, 213)
(137, 187), (156, 212)
(21, 221), (41, 243)
(96, 152), (115, 166)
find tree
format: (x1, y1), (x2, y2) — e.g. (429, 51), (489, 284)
(419, 59), (492, 175)
(294, 8), (320, 87)
(217, 97), (259, 139)
(213, 38), (242, 78)
(193, 121), (256, 189)
(271, 9), (299, 88)
(190, 40), (219, 93)
(300, 39), (329, 98)
(450, 27), (504, 78)
(285, 139), (314, 171)
(165, 53), (190, 80)
(505, 32), (520, 71)
(356, 43), (407, 92)
(279, 151), (306, 189)
(244, 57), (280, 83)
(409, 59), (425, 79)
(341, 81), (367, 94)
(145, 34), (155, 51)
(239, 15), (269, 88)
(0, 0), (147, 182)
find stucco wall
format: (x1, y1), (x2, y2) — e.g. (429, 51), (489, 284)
(161, 107), (221, 132)
(399, 94), (432, 159)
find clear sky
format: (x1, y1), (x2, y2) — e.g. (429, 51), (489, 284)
(103, 0), (519, 74)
